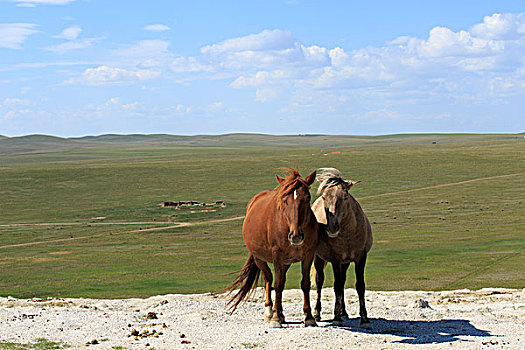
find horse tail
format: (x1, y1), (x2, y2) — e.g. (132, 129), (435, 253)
(226, 254), (261, 313)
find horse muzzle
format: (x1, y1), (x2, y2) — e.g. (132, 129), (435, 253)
(326, 229), (340, 238)
(326, 220), (340, 238)
(325, 210), (340, 238)
(288, 230), (305, 246)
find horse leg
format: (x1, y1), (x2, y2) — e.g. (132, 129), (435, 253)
(270, 259), (290, 328)
(254, 257), (273, 322)
(355, 253), (371, 329)
(339, 262), (350, 323)
(332, 262), (345, 326)
(301, 252), (317, 327)
(313, 255), (326, 321)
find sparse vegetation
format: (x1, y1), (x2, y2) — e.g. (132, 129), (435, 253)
(0, 134), (523, 298)
(0, 338), (66, 349)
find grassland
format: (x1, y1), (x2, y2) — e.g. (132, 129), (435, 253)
(0, 338), (65, 349)
(0, 134), (523, 298)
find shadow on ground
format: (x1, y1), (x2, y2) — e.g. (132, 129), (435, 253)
(331, 317), (492, 344)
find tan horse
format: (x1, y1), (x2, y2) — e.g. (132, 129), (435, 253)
(227, 169), (319, 328)
(311, 168), (373, 328)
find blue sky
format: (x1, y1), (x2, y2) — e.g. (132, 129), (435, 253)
(1, 0), (524, 136)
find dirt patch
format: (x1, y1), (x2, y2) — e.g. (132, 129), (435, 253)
(48, 251), (72, 256)
(0, 288), (523, 349)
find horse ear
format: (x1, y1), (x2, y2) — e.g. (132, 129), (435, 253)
(304, 170), (316, 186)
(346, 180), (361, 190)
(276, 175), (285, 184)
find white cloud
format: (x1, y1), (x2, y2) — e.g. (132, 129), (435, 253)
(115, 39), (171, 58)
(0, 61), (94, 72)
(170, 56), (214, 73)
(4, 98), (30, 106)
(12, 0), (77, 6)
(39, 12), (525, 121)
(302, 12), (525, 96)
(67, 65), (162, 86)
(255, 87), (281, 102)
(195, 29), (331, 72)
(230, 70), (291, 88)
(471, 13), (524, 40)
(144, 24), (171, 32)
(108, 97), (120, 105)
(416, 26), (504, 58)
(161, 13), (525, 107)
(45, 38), (99, 53)
(0, 23), (38, 49)
(122, 102), (139, 110)
(201, 29), (296, 54)
(173, 104), (192, 114)
(205, 102), (224, 113)
(54, 25), (82, 40)
(3, 109), (30, 119)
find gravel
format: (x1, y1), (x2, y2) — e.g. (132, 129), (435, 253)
(1, 288), (523, 349)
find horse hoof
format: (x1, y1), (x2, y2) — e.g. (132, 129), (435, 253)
(341, 315), (350, 323)
(264, 306), (273, 323)
(332, 319), (343, 327)
(360, 321), (372, 330)
(304, 319), (317, 327)
(269, 320), (282, 328)
(314, 314), (321, 322)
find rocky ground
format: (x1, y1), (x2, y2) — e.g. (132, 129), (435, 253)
(1, 288), (523, 349)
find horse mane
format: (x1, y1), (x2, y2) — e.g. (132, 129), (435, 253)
(316, 167), (353, 195)
(275, 168), (311, 209)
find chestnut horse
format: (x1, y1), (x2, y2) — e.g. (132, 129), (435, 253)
(311, 168), (373, 328)
(227, 169), (318, 328)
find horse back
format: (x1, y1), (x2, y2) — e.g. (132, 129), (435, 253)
(348, 195), (373, 254)
(245, 189), (273, 214)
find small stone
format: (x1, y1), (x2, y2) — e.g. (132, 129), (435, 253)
(414, 299), (431, 308)
(146, 312), (158, 319)
(130, 329), (139, 336)
(181, 340), (191, 344)
(180, 334), (186, 338)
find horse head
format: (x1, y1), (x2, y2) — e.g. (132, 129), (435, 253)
(276, 169), (316, 246)
(316, 168), (359, 238)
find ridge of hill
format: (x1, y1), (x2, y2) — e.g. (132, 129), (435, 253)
(0, 133), (520, 155)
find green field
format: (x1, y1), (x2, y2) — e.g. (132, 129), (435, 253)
(0, 134), (523, 298)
